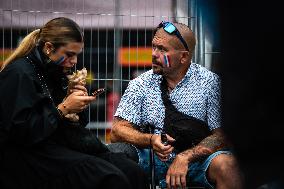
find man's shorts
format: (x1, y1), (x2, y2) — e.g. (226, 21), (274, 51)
(138, 149), (232, 189)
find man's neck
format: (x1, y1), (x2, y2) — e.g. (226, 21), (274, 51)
(164, 67), (189, 90)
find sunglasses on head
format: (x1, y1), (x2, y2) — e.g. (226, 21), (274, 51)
(156, 21), (189, 52)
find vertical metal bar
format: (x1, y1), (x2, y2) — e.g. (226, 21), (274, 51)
(82, 0), (85, 68)
(136, 13), (138, 77)
(172, 0), (177, 22)
(152, 0), (155, 52)
(144, 1), (147, 72)
(113, 0), (121, 106)
(150, 2), (156, 189)
(104, 17), (108, 142)
(96, 15), (100, 137)
(26, 10), (28, 35)
(2, 10), (4, 63)
(10, 10), (12, 51)
(120, 13), (123, 97)
(120, 16), (122, 97)
(199, 9), (205, 67)
(195, 0), (205, 67)
(189, 0), (197, 64)
(89, 14), (93, 127)
(18, 11), (20, 43)
(52, 0), (54, 13)
(128, 0), (131, 81)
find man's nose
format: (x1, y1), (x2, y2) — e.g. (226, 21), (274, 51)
(152, 48), (159, 58)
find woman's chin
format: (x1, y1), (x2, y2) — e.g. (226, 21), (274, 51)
(61, 62), (75, 68)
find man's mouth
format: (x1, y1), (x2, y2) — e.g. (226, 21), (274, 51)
(152, 61), (162, 66)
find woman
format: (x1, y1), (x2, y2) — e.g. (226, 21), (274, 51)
(0, 17), (148, 189)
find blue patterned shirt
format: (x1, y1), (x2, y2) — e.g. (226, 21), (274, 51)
(115, 63), (221, 133)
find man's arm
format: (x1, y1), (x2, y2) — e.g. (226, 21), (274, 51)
(179, 128), (227, 162)
(166, 128), (228, 188)
(111, 116), (175, 160)
(110, 116), (152, 148)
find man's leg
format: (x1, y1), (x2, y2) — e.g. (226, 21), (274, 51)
(207, 153), (244, 189)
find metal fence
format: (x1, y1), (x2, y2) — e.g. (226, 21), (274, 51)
(0, 0), (220, 144)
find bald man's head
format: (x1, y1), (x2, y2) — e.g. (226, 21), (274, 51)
(174, 23), (196, 53)
(155, 22), (196, 54)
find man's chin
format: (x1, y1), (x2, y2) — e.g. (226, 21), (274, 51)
(152, 67), (163, 75)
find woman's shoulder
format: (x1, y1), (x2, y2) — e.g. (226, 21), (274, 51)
(2, 57), (34, 76)
(0, 58), (36, 95)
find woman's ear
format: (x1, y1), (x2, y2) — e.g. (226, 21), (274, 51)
(44, 42), (54, 55)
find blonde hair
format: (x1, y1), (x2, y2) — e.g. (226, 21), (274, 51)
(0, 29), (40, 71)
(0, 17), (83, 71)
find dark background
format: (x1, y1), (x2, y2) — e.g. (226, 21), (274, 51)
(218, 1), (284, 188)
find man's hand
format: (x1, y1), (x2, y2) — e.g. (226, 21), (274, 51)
(151, 134), (175, 161)
(163, 128), (227, 189)
(166, 154), (189, 189)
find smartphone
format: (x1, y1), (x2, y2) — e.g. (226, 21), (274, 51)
(161, 130), (168, 145)
(92, 88), (105, 96)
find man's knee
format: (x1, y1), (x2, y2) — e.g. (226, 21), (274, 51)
(208, 153), (240, 179)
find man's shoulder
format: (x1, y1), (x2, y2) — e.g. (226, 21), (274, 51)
(131, 69), (160, 86)
(134, 69), (155, 80)
(191, 63), (220, 83)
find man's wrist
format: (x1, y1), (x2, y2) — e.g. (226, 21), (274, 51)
(176, 152), (191, 165)
(178, 150), (194, 163)
(179, 146), (213, 163)
(149, 134), (154, 147)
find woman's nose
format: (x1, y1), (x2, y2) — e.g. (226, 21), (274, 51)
(70, 56), (77, 64)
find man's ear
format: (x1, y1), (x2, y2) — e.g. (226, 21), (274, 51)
(180, 51), (190, 64)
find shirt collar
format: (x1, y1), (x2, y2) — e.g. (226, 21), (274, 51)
(150, 63), (194, 85)
(184, 62), (194, 79)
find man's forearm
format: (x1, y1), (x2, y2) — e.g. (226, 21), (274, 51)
(111, 117), (152, 148)
(179, 129), (227, 162)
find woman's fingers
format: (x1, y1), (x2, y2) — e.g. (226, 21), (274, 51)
(71, 89), (88, 96)
(73, 85), (87, 92)
(65, 92), (96, 112)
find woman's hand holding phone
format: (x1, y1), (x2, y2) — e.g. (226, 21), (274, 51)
(61, 91), (97, 114)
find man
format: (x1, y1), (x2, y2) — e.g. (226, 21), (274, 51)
(110, 21), (243, 189)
